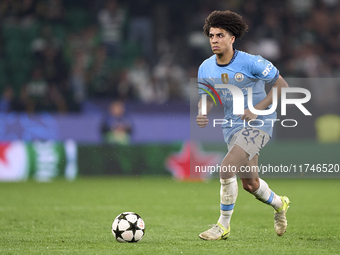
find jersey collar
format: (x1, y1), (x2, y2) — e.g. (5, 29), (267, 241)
(215, 49), (238, 67)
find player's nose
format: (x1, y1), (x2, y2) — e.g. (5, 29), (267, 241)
(210, 36), (217, 43)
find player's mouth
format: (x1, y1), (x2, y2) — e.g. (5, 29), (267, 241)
(212, 46), (219, 50)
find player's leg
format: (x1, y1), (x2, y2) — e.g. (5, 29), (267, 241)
(199, 144), (249, 240)
(198, 177), (237, 240)
(218, 144), (250, 229)
(238, 155), (282, 208)
(239, 154), (291, 236)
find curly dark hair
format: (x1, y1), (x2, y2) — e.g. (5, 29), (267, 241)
(203, 10), (248, 39)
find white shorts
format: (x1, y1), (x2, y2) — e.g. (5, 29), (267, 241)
(227, 127), (270, 160)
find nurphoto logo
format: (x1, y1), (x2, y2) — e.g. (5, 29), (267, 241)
(198, 82), (312, 128)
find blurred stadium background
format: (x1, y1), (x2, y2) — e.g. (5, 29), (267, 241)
(0, 0), (340, 181)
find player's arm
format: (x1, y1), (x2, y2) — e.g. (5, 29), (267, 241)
(197, 97), (214, 128)
(197, 64), (215, 128)
(255, 75), (289, 111)
(241, 75), (289, 122)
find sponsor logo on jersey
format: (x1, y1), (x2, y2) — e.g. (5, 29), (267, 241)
(262, 63), (274, 77)
(208, 77), (216, 83)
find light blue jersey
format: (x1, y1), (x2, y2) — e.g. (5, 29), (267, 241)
(198, 49), (279, 144)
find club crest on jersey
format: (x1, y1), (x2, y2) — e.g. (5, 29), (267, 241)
(221, 73), (229, 84)
(234, 72), (244, 82)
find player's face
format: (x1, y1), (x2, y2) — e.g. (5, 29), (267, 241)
(209, 27), (235, 55)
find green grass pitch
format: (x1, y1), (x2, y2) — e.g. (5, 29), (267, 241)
(0, 177), (339, 254)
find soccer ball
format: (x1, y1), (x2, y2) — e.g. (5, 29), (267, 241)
(112, 212), (145, 243)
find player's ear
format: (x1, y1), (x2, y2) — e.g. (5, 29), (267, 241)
(230, 36), (235, 44)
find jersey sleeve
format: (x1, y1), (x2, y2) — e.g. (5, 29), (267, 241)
(251, 55), (279, 85)
(198, 64), (213, 97)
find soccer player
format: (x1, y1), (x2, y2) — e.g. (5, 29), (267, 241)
(196, 10), (290, 240)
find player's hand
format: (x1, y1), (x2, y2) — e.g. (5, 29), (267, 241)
(239, 109), (257, 123)
(196, 114), (209, 128)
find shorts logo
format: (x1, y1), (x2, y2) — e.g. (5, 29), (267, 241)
(221, 73), (229, 84)
(234, 72), (244, 82)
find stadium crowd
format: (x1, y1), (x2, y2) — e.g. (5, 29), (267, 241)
(0, 0), (339, 113)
